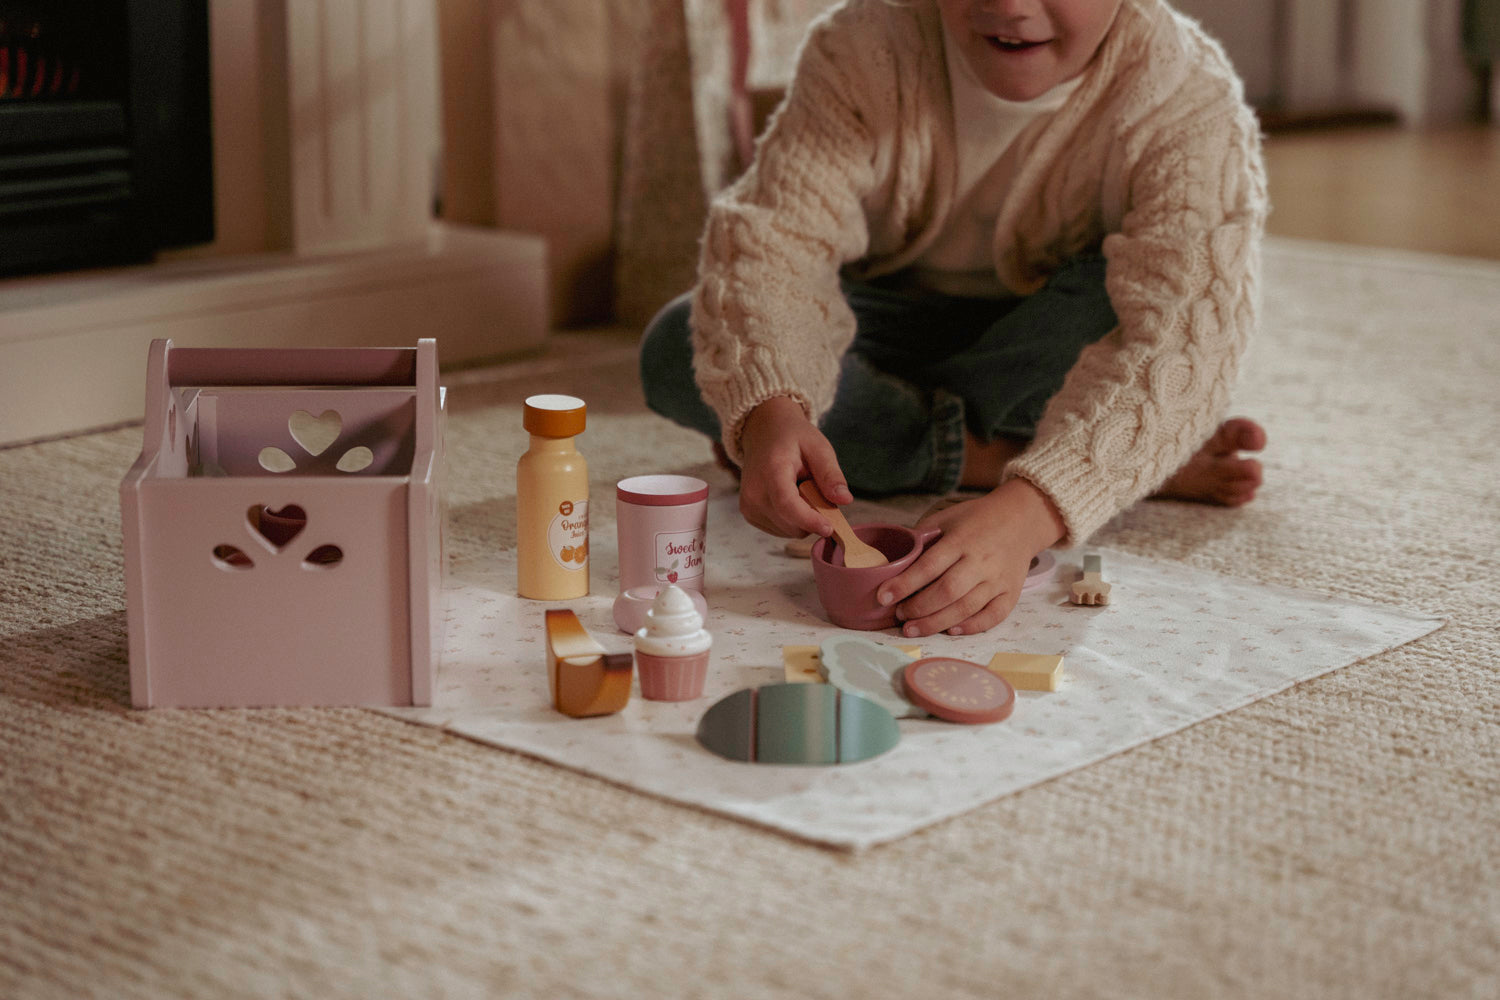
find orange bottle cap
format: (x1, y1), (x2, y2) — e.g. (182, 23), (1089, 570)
(524, 394), (586, 437)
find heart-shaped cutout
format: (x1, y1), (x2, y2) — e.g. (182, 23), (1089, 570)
(248, 504), (307, 550)
(288, 409), (341, 457)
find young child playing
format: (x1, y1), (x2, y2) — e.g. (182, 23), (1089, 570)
(640, 0), (1268, 638)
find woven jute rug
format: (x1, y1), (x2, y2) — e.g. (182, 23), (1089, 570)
(2, 238), (1496, 999)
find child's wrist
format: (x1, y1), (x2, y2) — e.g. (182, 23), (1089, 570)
(735, 395), (804, 458)
(741, 395), (805, 437)
(992, 477), (1067, 552)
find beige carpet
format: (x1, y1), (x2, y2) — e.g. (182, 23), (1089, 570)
(2, 237), (1497, 998)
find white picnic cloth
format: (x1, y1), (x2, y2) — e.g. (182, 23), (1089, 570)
(382, 496), (1443, 849)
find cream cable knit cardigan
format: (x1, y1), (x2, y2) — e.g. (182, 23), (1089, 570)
(689, 0), (1267, 545)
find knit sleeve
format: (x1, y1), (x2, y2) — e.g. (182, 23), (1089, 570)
(688, 10), (887, 462)
(1004, 98), (1267, 545)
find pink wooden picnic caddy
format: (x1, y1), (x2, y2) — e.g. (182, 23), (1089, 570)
(119, 338), (446, 708)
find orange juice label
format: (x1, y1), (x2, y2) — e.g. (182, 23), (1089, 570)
(547, 499), (589, 570)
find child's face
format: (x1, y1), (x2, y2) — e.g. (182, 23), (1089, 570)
(937, 0), (1122, 101)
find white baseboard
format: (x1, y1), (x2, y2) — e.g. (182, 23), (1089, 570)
(0, 223), (548, 447)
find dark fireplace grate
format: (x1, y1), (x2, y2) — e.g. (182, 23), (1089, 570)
(0, 143), (133, 219)
(0, 0), (211, 277)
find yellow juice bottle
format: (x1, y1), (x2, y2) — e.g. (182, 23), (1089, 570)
(516, 394), (589, 600)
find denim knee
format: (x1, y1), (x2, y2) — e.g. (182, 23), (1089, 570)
(922, 254), (1117, 440)
(639, 292), (721, 438)
(819, 353), (967, 497)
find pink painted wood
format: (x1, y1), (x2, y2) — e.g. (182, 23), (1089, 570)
(119, 338), (445, 708)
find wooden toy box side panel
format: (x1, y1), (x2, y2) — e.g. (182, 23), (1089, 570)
(410, 388), (446, 709)
(127, 476), (413, 708)
(191, 388), (418, 478)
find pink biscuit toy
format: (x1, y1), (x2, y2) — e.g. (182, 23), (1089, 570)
(633, 584), (712, 701)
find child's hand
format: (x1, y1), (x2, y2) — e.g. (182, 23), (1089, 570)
(737, 396), (852, 538)
(877, 479), (1066, 637)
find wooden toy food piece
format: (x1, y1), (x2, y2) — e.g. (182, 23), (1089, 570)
(695, 683), (900, 764)
(632, 584), (712, 702)
(1023, 550), (1056, 590)
(832, 692), (902, 765)
(900, 657), (1016, 725)
(756, 683), (839, 764)
(1070, 553), (1111, 606)
(797, 480), (888, 569)
(818, 636), (927, 718)
(544, 609), (632, 718)
(984, 652), (1064, 692)
(782, 645), (826, 684)
(782, 643), (921, 684)
(782, 534), (818, 558)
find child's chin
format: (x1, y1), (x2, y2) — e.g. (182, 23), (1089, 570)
(979, 73), (1059, 102)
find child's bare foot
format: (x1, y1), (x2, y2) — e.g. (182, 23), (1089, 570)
(1153, 417), (1266, 506)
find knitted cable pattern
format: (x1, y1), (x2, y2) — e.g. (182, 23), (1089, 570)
(690, 0), (1267, 544)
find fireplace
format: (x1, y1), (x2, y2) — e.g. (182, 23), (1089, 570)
(0, 0), (548, 448)
(0, 0), (212, 276)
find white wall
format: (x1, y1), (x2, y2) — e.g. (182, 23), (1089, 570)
(168, 0), (441, 263)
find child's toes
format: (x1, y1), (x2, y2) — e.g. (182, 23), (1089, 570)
(1215, 456), (1262, 505)
(1220, 416), (1267, 455)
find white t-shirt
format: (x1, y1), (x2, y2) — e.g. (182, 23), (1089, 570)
(914, 22), (1080, 297)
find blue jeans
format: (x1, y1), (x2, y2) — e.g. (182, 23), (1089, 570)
(639, 256), (1116, 496)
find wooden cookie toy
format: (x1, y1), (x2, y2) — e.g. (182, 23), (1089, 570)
(901, 657), (1016, 725)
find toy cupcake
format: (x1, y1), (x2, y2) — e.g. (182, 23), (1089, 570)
(633, 584), (711, 701)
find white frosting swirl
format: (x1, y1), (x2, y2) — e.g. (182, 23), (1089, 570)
(633, 584), (711, 658)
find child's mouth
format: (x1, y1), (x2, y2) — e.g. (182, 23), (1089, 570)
(986, 35), (1048, 53)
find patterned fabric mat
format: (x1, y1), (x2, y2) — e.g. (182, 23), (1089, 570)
(382, 495), (1443, 849)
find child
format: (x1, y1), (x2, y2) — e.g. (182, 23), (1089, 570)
(640, 0), (1268, 638)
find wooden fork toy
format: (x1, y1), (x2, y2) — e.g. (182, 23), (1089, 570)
(1070, 554), (1111, 606)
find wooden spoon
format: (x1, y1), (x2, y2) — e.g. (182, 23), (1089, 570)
(798, 480), (889, 569)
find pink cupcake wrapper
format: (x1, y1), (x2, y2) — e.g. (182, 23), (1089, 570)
(635, 651), (709, 701)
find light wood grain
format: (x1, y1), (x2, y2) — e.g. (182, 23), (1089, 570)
(1264, 125), (1500, 260)
(798, 480), (889, 569)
